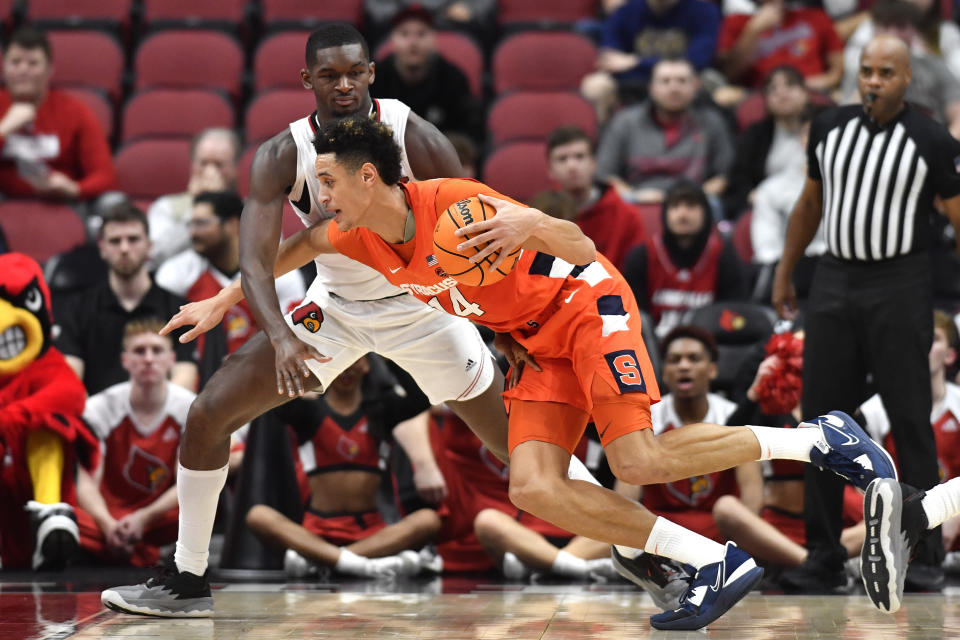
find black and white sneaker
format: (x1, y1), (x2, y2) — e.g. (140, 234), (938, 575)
(26, 501), (79, 571)
(861, 478), (929, 613)
(101, 561), (214, 618)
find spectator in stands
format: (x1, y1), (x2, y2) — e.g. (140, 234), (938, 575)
(844, 0), (960, 91)
(622, 181), (746, 337)
(724, 66), (816, 221)
(720, 0), (869, 42)
(76, 318), (194, 566)
(445, 132), (477, 178)
(632, 327), (761, 542)
(713, 333), (865, 568)
(0, 26), (116, 202)
(580, 0), (721, 123)
(538, 125), (646, 272)
(371, 6), (483, 146)
(155, 191), (304, 386)
(365, 1), (496, 52)
(860, 311), (960, 568)
(718, 0), (844, 91)
(55, 203), (198, 395)
(595, 58), (733, 206)
(841, 1), (960, 138)
(246, 356), (442, 579)
(147, 128), (241, 268)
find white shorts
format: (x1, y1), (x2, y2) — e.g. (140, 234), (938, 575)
(284, 289), (495, 405)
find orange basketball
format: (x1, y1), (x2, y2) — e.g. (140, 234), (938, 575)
(433, 196), (521, 287)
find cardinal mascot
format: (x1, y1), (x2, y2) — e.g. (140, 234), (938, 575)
(0, 253), (96, 570)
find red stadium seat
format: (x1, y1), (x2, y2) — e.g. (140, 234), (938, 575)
(141, 0), (248, 31)
(253, 31), (312, 92)
(493, 32), (596, 93)
(122, 89), (234, 142)
(25, 0), (133, 34)
(135, 30), (244, 100)
(48, 30), (124, 102)
(636, 203), (661, 239)
(261, 0), (363, 30)
(498, 0), (599, 26)
(61, 87), (114, 141)
(0, 201), (86, 264)
(115, 139), (192, 199)
(245, 89), (316, 145)
(375, 31), (483, 97)
(482, 142), (552, 203)
(733, 210), (754, 263)
(487, 91), (596, 146)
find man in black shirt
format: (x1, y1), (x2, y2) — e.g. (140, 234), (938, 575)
(56, 203), (198, 395)
(773, 35), (960, 594)
(370, 6), (483, 146)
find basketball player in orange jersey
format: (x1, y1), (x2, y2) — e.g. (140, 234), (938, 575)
(186, 117), (895, 630)
(101, 23), (603, 619)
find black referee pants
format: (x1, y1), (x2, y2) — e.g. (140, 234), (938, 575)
(801, 253), (943, 568)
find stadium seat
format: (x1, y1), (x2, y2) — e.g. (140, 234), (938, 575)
(482, 142), (551, 203)
(375, 31), (483, 97)
(732, 210), (754, 263)
(48, 30), (124, 102)
(261, 0), (363, 30)
(25, 0), (133, 36)
(0, 200), (86, 264)
(493, 32), (596, 93)
(683, 302), (777, 394)
(636, 203), (662, 239)
(114, 139), (192, 199)
(736, 90), (834, 131)
(245, 89), (316, 145)
(135, 30), (244, 100)
(140, 0), (248, 33)
(498, 0), (599, 27)
(487, 91), (596, 146)
(122, 89), (234, 143)
(253, 31), (312, 92)
(61, 87), (114, 141)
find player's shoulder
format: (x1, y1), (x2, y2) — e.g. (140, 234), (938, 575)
(84, 382), (133, 438)
(164, 383), (196, 424)
(251, 129), (299, 179)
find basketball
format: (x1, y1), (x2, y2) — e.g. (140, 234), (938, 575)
(432, 197), (521, 287)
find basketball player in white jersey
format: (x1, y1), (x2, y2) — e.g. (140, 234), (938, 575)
(101, 23), (600, 617)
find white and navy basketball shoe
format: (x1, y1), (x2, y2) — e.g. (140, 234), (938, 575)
(861, 478), (929, 613)
(803, 411), (898, 490)
(610, 546), (693, 611)
(101, 560), (213, 617)
(649, 542), (763, 631)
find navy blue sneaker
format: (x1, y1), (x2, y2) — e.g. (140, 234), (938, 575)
(649, 542), (763, 631)
(804, 411), (898, 490)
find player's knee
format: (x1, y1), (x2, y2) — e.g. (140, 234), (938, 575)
(185, 392), (232, 441)
(508, 474), (560, 517)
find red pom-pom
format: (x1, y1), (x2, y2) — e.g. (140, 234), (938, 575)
(754, 333), (804, 415)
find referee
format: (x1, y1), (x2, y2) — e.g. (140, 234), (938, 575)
(773, 35), (960, 591)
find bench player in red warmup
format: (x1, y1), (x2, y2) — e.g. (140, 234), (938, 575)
(264, 118), (897, 630)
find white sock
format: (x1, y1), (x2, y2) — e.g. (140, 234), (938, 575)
(174, 462), (229, 576)
(335, 548), (370, 576)
(566, 455), (601, 486)
(921, 477), (960, 529)
(747, 425), (821, 462)
(643, 516), (727, 569)
(551, 550), (588, 577)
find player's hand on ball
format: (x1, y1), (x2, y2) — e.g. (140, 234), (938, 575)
(455, 194), (528, 273)
(272, 331), (330, 397)
(161, 294), (232, 343)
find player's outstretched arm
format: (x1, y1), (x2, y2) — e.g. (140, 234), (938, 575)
(456, 194), (597, 271)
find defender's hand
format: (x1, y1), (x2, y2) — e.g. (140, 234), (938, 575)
(272, 331), (330, 398)
(161, 294), (234, 343)
(494, 332), (541, 389)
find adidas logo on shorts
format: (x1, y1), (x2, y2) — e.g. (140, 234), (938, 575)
(465, 359), (476, 371)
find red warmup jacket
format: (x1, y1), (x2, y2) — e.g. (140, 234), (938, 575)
(575, 184), (646, 273)
(0, 89), (116, 198)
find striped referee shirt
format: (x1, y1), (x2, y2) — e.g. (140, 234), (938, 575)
(808, 104), (960, 261)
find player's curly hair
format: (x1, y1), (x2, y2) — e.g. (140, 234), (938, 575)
(312, 117), (402, 185)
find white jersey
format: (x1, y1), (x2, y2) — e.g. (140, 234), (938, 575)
(288, 99), (414, 301)
(650, 392), (738, 435)
(861, 382), (960, 442)
(83, 381), (195, 441)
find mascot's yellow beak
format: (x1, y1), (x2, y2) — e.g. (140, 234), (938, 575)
(0, 297), (43, 377)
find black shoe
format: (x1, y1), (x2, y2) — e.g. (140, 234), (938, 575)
(778, 556), (850, 593)
(26, 501), (79, 571)
(101, 560), (214, 617)
(904, 562), (944, 592)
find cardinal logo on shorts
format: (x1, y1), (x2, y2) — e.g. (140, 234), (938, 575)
(292, 301), (324, 333)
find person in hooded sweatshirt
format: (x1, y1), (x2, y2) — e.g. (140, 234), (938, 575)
(622, 180), (746, 338)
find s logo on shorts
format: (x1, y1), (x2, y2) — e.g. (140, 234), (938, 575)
(291, 301), (324, 333)
(604, 349), (646, 393)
